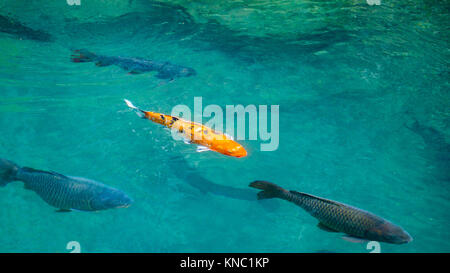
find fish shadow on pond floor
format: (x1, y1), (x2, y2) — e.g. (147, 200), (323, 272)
(0, 14), (53, 42)
(168, 156), (279, 212)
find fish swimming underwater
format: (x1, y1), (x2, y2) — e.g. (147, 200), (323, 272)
(71, 49), (196, 80)
(0, 14), (53, 42)
(406, 118), (450, 182)
(249, 181), (412, 244)
(0, 159), (133, 212)
(124, 99), (247, 158)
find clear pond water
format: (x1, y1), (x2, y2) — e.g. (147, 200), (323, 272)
(0, 0), (449, 253)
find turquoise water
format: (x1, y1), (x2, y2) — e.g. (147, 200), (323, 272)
(0, 0), (449, 253)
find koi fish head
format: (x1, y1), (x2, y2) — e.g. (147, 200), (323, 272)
(221, 142), (247, 158)
(367, 220), (412, 244)
(193, 129), (247, 158)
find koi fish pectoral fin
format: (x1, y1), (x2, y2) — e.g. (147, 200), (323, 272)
(196, 146), (211, 153)
(317, 222), (340, 233)
(342, 235), (368, 244)
(224, 133), (234, 140)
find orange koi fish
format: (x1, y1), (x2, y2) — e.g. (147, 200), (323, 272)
(124, 99), (247, 158)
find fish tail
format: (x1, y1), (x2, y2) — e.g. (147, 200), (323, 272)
(124, 99), (146, 118)
(71, 49), (96, 63)
(404, 117), (420, 132)
(249, 181), (288, 200)
(0, 159), (20, 186)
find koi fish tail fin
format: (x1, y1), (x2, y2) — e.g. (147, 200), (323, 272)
(249, 181), (287, 200)
(71, 49), (97, 63)
(0, 159), (20, 187)
(124, 99), (146, 118)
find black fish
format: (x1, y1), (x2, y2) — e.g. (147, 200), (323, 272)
(406, 119), (450, 182)
(0, 159), (133, 212)
(0, 14), (52, 42)
(406, 119), (450, 162)
(249, 181), (412, 244)
(71, 49), (196, 80)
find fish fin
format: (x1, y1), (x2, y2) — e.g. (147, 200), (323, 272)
(289, 190), (346, 208)
(196, 146), (210, 153)
(127, 70), (142, 74)
(21, 167), (68, 179)
(71, 49), (96, 63)
(56, 209), (72, 213)
(404, 117), (420, 132)
(317, 222), (340, 233)
(124, 99), (138, 110)
(95, 60), (112, 67)
(0, 158), (19, 186)
(342, 235), (368, 244)
(183, 139), (192, 145)
(67, 176), (97, 184)
(124, 99), (146, 118)
(224, 133), (234, 140)
(249, 181), (286, 200)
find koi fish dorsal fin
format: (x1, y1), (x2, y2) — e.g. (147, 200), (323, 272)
(289, 190), (346, 207)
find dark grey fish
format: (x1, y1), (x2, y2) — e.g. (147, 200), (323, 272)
(0, 14), (53, 42)
(406, 119), (450, 182)
(406, 119), (450, 162)
(71, 49), (196, 80)
(0, 159), (133, 212)
(249, 181), (412, 244)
